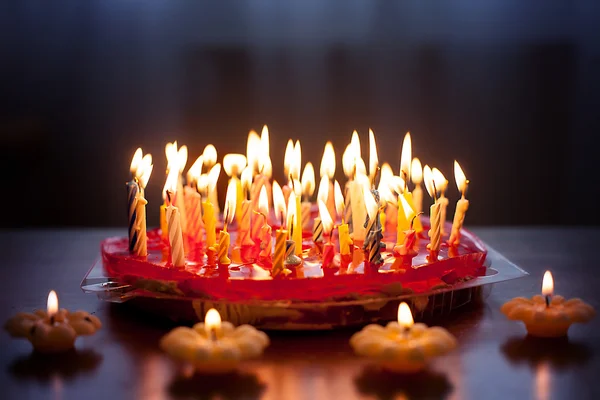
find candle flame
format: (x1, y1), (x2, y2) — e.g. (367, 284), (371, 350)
(258, 185), (269, 215)
(320, 141), (336, 179)
(400, 132), (412, 181)
(301, 162), (316, 198)
(380, 163), (394, 184)
(47, 290), (58, 317)
(207, 163), (221, 193)
(223, 153), (247, 177)
(334, 180), (344, 218)
(542, 270), (554, 296)
(351, 130), (361, 159)
(202, 145), (217, 168)
(454, 161), (468, 196)
(293, 141), (302, 180)
(364, 190), (378, 221)
(397, 302), (414, 328)
(204, 308), (221, 333)
(258, 126), (272, 177)
(317, 175), (329, 205)
(165, 142), (178, 172)
(261, 125), (270, 158)
(164, 164), (179, 199)
(317, 199), (334, 235)
(241, 166), (253, 193)
(197, 174), (208, 195)
(177, 145), (188, 173)
(284, 139), (294, 178)
(261, 156), (272, 178)
(272, 180), (286, 224)
(130, 148), (143, 175)
(390, 176), (406, 195)
(342, 144), (355, 178)
(138, 155), (153, 189)
(369, 129), (378, 180)
(286, 191), (296, 230)
(432, 168), (448, 193)
(423, 165), (436, 199)
(399, 193), (414, 220)
(246, 130), (261, 172)
(187, 156), (204, 184)
(223, 179), (237, 225)
(411, 158), (423, 184)
(356, 157), (367, 177)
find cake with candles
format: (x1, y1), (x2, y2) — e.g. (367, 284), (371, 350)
(102, 128), (487, 329)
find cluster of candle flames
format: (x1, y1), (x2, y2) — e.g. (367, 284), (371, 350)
(129, 126), (468, 235)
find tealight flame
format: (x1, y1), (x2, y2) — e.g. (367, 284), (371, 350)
(542, 271), (554, 296)
(320, 142), (336, 179)
(204, 308), (221, 334)
(364, 190), (378, 221)
(432, 168), (448, 193)
(317, 199), (334, 235)
(258, 185), (269, 215)
(241, 166), (253, 194)
(400, 132), (412, 182)
(187, 156), (204, 184)
(399, 193), (414, 220)
(247, 130), (261, 172)
(423, 165), (436, 199)
(286, 191), (296, 231)
(202, 145), (217, 168)
(334, 180), (344, 218)
(317, 175), (329, 204)
(223, 153), (247, 177)
(223, 179), (237, 225)
(301, 162), (316, 198)
(130, 148), (143, 176)
(284, 139), (294, 178)
(207, 163), (221, 192)
(272, 181), (286, 224)
(411, 158), (423, 184)
(397, 302), (414, 329)
(47, 290), (58, 317)
(454, 161), (468, 197)
(177, 145), (188, 173)
(369, 129), (378, 180)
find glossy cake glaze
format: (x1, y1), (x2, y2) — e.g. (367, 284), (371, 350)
(102, 216), (487, 303)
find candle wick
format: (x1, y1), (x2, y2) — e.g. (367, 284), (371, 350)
(210, 328), (217, 342)
(166, 190), (172, 205)
(410, 212), (423, 230)
(372, 165), (381, 188)
(402, 170), (408, 192)
(50, 315), (55, 325)
(432, 180), (438, 202)
(545, 295), (551, 308)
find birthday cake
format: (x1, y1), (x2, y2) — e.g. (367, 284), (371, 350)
(100, 129), (486, 328)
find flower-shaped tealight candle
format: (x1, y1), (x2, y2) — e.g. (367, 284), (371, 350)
(501, 271), (595, 338)
(350, 302), (457, 373)
(4, 290), (102, 354)
(160, 308), (270, 374)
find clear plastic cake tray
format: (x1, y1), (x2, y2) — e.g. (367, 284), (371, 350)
(81, 243), (527, 330)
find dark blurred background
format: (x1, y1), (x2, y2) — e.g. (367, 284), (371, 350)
(1, 1), (598, 228)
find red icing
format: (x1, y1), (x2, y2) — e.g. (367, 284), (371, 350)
(102, 216), (487, 302)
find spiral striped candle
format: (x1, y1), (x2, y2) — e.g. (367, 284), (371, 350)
(166, 205), (185, 267)
(273, 228), (287, 275)
(133, 195), (148, 257)
(239, 200), (254, 246)
(127, 180), (139, 252)
(293, 194), (302, 255)
(365, 228), (384, 265)
(312, 217), (323, 244)
(427, 201), (442, 258)
(218, 230), (231, 265)
(301, 201), (312, 230)
(202, 200), (216, 249)
(439, 194), (449, 236)
(174, 175), (188, 234)
(344, 190), (353, 233)
(185, 188), (203, 243)
(449, 197), (469, 246)
(259, 223), (272, 260)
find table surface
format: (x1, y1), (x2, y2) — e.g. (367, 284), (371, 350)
(1, 227), (598, 400)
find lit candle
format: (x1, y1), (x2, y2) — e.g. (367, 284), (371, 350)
(5, 290), (102, 353)
(318, 199), (336, 268)
(363, 189), (384, 267)
(341, 136), (359, 233)
(320, 141), (337, 222)
(218, 180), (236, 266)
(334, 180), (353, 256)
(350, 302), (457, 373)
(203, 163), (221, 251)
(127, 148), (142, 252)
(272, 181), (290, 276)
(238, 167), (254, 247)
(393, 175), (414, 245)
(501, 271), (596, 338)
(175, 144), (189, 234)
(202, 144), (220, 215)
(399, 133), (423, 234)
(165, 165), (185, 268)
(184, 157), (205, 245)
(433, 168), (450, 236)
(223, 153), (247, 227)
(448, 161), (470, 246)
(300, 162), (316, 230)
(256, 186), (272, 264)
(350, 172), (368, 242)
(160, 308), (269, 374)
(368, 128), (379, 187)
(411, 158), (423, 214)
(392, 195), (419, 269)
(133, 156), (153, 257)
(424, 165), (442, 260)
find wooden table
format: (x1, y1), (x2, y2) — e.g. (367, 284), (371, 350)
(1, 228), (598, 399)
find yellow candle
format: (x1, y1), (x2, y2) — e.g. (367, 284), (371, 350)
(439, 194), (449, 235)
(423, 165), (442, 259)
(338, 222), (352, 255)
(203, 200), (216, 249)
(218, 230), (231, 265)
(411, 158), (423, 214)
(134, 195), (148, 257)
(380, 211), (386, 234)
(397, 192), (415, 245)
(273, 228), (287, 273)
(334, 180), (352, 256)
(218, 180), (237, 265)
(449, 161), (470, 246)
(160, 202), (168, 239)
(294, 192), (302, 255)
(403, 191), (423, 233)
